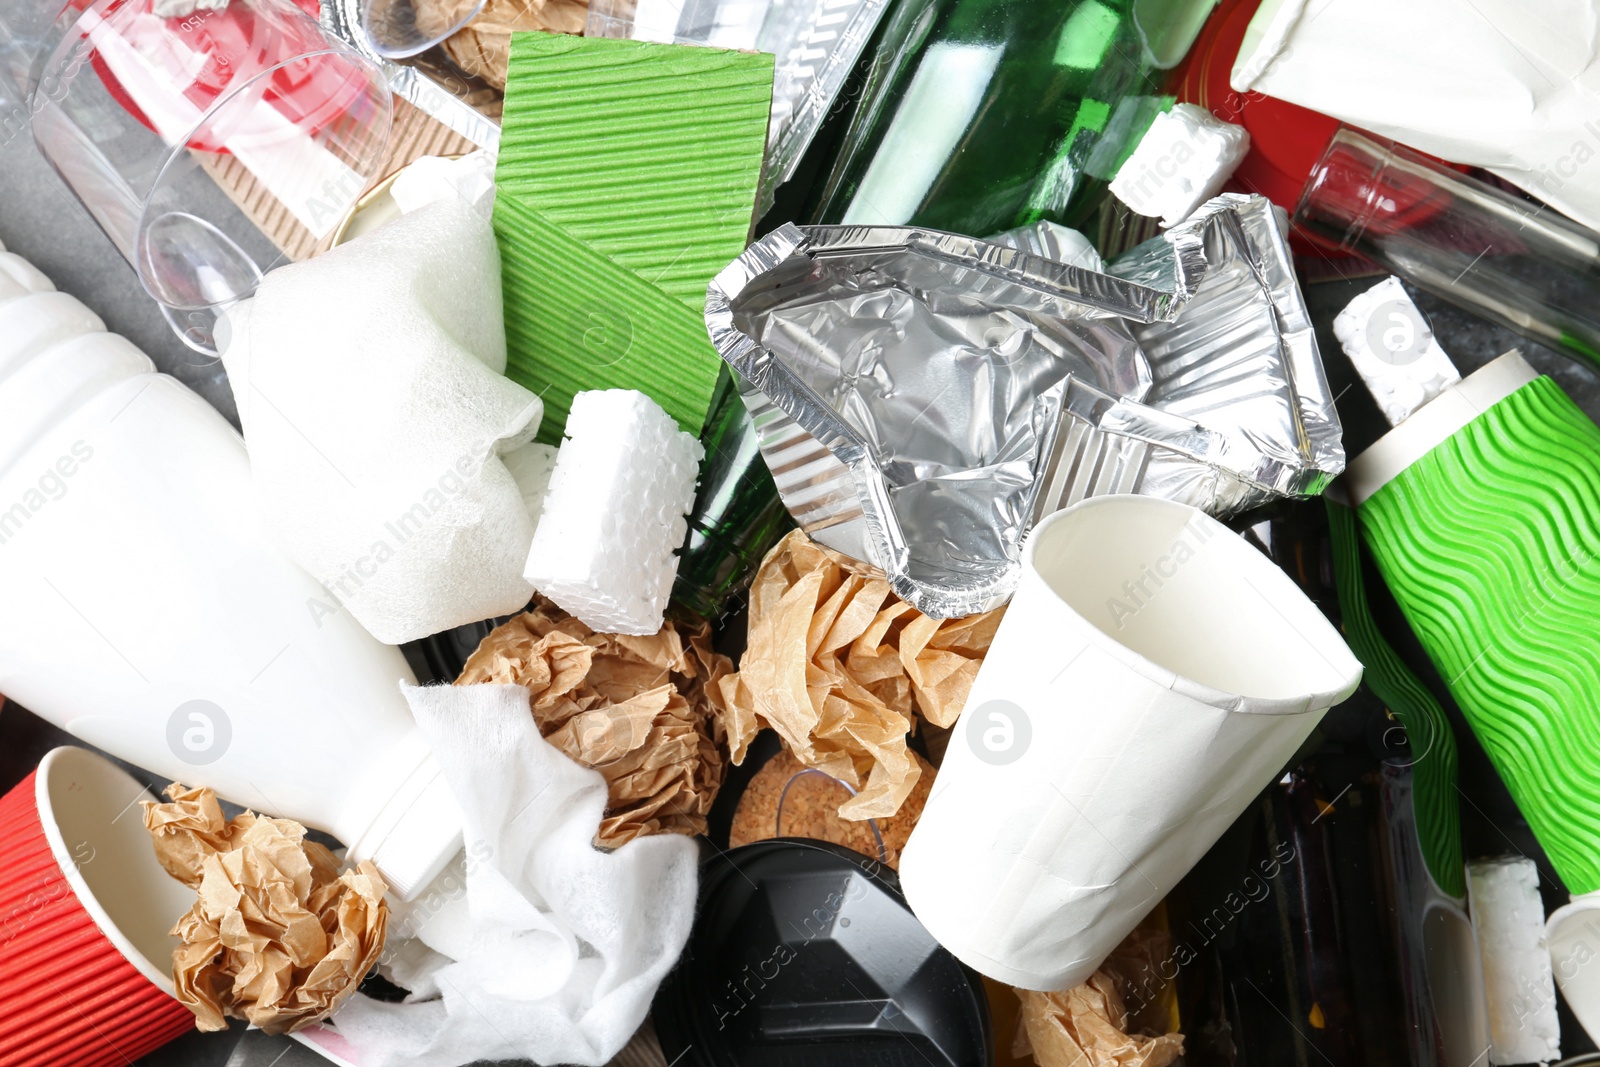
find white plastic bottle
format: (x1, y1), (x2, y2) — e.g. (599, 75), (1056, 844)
(0, 242), (460, 899)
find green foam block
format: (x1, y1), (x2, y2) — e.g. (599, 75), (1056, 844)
(494, 33), (774, 440)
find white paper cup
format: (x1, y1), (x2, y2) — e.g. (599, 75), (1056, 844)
(898, 495), (1362, 991)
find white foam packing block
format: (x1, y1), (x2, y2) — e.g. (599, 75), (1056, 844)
(1468, 856), (1560, 1065)
(1109, 103), (1250, 228)
(222, 196), (544, 645)
(1333, 277), (1462, 426)
(525, 389), (703, 636)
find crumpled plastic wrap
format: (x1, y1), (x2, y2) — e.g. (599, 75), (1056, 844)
(141, 786), (388, 1035)
(323, 682), (697, 1067)
(717, 530), (1003, 821)
(456, 597), (731, 846)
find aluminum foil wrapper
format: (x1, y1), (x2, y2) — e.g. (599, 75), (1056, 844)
(710, 197), (1343, 617)
(707, 222), (1206, 617)
(1112, 194), (1344, 513)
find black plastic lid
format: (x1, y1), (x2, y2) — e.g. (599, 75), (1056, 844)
(654, 839), (992, 1067)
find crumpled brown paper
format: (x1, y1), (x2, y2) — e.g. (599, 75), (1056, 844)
(1011, 918), (1184, 1067)
(434, 0), (588, 90)
(142, 785), (388, 1035)
(1014, 976), (1185, 1067)
(718, 530), (1004, 820)
(457, 596), (731, 847)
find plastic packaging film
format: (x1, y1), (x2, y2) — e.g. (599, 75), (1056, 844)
(1356, 372), (1600, 894)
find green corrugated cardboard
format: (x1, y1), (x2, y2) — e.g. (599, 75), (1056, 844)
(494, 32), (774, 441)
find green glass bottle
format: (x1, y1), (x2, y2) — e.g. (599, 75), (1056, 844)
(672, 0), (1217, 622)
(805, 0), (1203, 234)
(670, 367), (795, 623)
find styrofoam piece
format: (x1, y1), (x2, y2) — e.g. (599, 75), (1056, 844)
(898, 494), (1361, 991)
(524, 389), (702, 635)
(1468, 857), (1560, 1064)
(1334, 277), (1461, 426)
(1109, 103), (1250, 227)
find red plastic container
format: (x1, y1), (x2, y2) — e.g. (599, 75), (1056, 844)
(0, 748), (195, 1067)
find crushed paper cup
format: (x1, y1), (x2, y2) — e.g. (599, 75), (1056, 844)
(710, 197), (1344, 617)
(897, 495), (1361, 991)
(0, 748), (195, 1067)
(708, 220), (1208, 617)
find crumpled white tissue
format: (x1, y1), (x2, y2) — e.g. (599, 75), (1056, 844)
(326, 682), (698, 1067)
(1232, 0), (1600, 233)
(222, 195), (544, 644)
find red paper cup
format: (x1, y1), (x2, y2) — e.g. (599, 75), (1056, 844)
(0, 747), (196, 1067)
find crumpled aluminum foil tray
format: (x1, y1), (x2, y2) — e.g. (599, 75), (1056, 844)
(708, 195), (1344, 617)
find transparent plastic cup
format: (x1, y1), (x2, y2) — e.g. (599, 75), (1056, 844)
(29, 0), (392, 353)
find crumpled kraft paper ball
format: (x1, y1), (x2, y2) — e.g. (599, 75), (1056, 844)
(222, 196), (544, 644)
(717, 529), (1005, 821)
(324, 682), (698, 1067)
(142, 785), (388, 1035)
(456, 598), (731, 847)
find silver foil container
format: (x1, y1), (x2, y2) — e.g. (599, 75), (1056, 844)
(708, 196), (1345, 617)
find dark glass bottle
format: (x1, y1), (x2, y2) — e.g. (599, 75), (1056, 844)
(670, 368), (795, 623)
